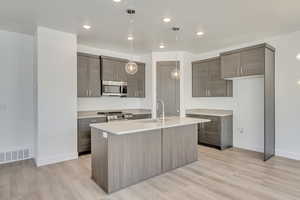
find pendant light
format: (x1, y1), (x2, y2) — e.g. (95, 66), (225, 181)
(125, 8), (138, 75)
(171, 27), (180, 80)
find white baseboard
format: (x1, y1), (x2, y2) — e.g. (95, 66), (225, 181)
(233, 144), (264, 153)
(35, 152), (78, 167)
(275, 149), (300, 161)
(233, 145), (300, 161)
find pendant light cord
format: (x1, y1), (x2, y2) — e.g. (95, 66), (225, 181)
(175, 30), (179, 73)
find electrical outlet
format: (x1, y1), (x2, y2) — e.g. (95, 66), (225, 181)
(239, 128), (244, 134)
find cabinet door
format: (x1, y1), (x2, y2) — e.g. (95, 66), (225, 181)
(196, 115), (220, 146)
(127, 75), (138, 97)
(102, 59), (116, 81)
(77, 55), (89, 97)
(88, 57), (101, 97)
(198, 62), (209, 97)
(211, 59), (233, 97)
(114, 60), (127, 82)
(221, 53), (240, 79)
(78, 117), (106, 153)
(198, 123), (206, 144)
(127, 63), (145, 98)
(192, 64), (200, 97)
(241, 47), (265, 76)
(137, 63), (145, 97)
(208, 59), (228, 97)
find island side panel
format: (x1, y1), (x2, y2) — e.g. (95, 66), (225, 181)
(107, 130), (162, 193)
(91, 128), (108, 192)
(162, 124), (198, 173)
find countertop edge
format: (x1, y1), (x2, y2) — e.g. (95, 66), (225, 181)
(90, 118), (210, 135)
(186, 109), (233, 117)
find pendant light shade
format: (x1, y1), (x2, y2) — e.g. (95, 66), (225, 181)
(125, 61), (138, 75)
(171, 68), (180, 80)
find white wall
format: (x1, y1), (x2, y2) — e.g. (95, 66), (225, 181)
(267, 32), (300, 160)
(77, 45), (152, 111)
(0, 30), (35, 159)
(35, 27), (78, 166)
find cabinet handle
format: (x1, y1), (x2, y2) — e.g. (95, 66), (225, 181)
(86, 90), (88, 96)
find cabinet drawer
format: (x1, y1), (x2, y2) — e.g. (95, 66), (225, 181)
(78, 130), (91, 139)
(79, 137), (91, 146)
(199, 131), (220, 146)
(78, 143), (91, 153)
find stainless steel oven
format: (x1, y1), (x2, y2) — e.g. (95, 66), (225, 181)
(102, 81), (127, 97)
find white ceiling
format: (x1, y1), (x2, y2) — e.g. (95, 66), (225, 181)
(1, 0), (300, 54)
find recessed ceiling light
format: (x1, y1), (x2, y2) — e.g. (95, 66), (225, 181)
(127, 35), (134, 41)
(159, 44), (165, 49)
(83, 25), (91, 30)
(298, 80), (300, 85)
(196, 31), (204, 36)
(296, 53), (300, 60)
(163, 17), (171, 23)
(113, 0), (122, 2)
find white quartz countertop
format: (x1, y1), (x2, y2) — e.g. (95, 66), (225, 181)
(90, 117), (210, 135)
(186, 109), (233, 117)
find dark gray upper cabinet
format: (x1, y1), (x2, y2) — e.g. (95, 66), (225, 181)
(192, 57), (232, 97)
(127, 62), (146, 98)
(220, 43), (275, 79)
(240, 47), (265, 76)
(220, 53), (241, 78)
(77, 53), (101, 97)
(101, 56), (128, 82)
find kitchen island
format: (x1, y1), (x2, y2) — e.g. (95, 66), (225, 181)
(90, 117), (210, 193)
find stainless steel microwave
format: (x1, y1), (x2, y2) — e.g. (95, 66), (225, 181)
(102, 81), (127, 97)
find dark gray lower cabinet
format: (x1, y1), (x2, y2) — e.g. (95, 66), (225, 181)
(187, 114), (233, 150)
(78, 117), (107, 154)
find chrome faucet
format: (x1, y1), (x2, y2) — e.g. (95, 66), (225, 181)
(157, 100), (165, 121)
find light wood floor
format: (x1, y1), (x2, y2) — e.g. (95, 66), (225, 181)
(1, 146), (300, 200)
